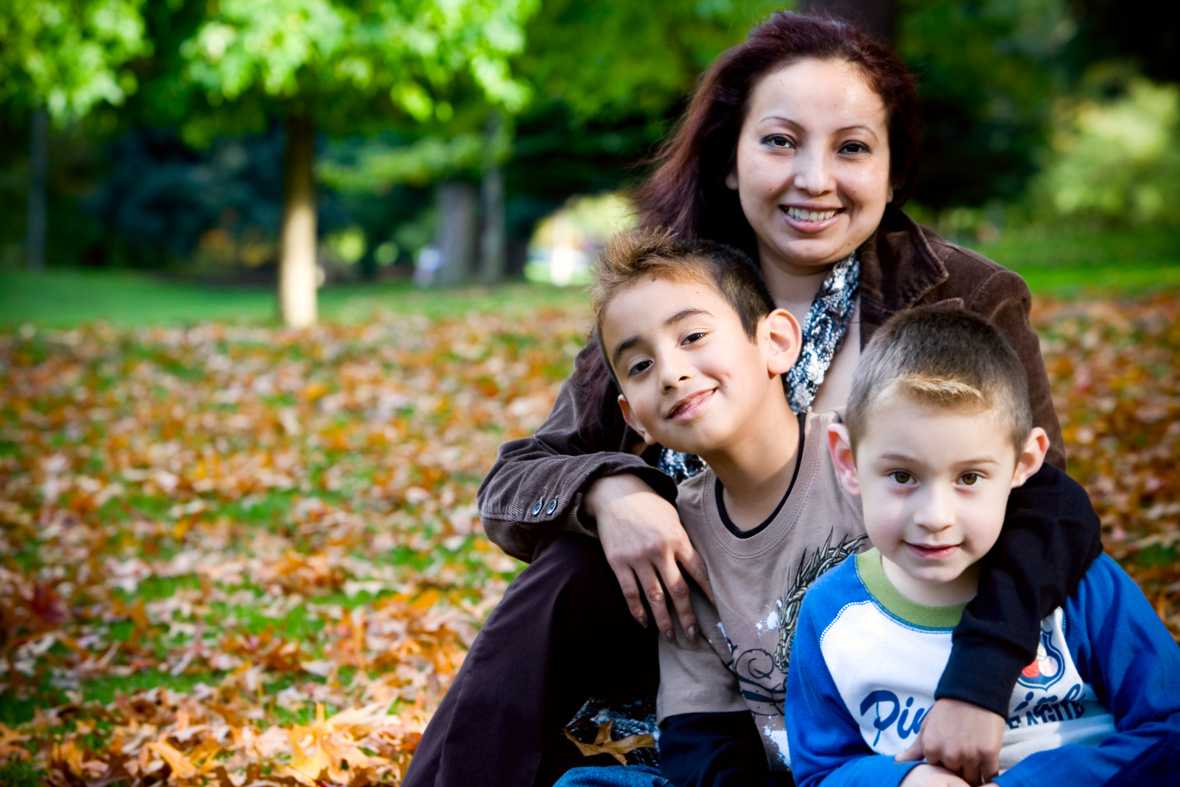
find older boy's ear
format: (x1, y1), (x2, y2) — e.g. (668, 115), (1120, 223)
(764, 308), (802, 376)
(826, 423), (861, 497)
(618, 394), (657, 446)
(1011, 427), (1049, 488)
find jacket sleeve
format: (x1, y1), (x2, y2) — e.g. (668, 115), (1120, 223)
(659, 712), (795, 787)
(937, 463), (1103, 715)
(476, 338), (679, 562)
(960, 265), (1065, 470)
(994, 555), (1180, 786)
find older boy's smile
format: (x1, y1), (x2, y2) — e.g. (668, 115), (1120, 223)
(667, 388), (716, 421)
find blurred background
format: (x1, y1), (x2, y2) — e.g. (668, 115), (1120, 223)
(1, 0), (1177, 325)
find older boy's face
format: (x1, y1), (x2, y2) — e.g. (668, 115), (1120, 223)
(601, 275), (776, 459)
(838, 397), (1036, 607)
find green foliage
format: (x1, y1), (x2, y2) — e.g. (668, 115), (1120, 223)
(0, 0), (148, 121)
(1030, 72), (1180, 228)
(165, 0), (540, 145)
(900, 0), (1076, 208)
(516, 0), (781, 123)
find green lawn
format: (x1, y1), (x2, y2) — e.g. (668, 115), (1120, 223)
(0, 269), (589, 328)
(969, 225), (1180, 296)
(2, 225), (1176, 329)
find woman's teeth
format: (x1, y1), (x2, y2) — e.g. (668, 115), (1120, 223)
(786, 207), (837, 221)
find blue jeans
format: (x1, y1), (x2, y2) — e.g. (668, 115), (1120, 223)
(554, 765), (669, 787)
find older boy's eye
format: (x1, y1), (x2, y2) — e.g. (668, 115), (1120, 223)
(960, 472), (980, 486)
(888, 471), (914, 485)
(627, 359), (652, 377)
(683, 331), (707, 345)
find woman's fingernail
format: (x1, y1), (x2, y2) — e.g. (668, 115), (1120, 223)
(664, 629), (675, 643)
(687, 625), (698, 641)
(638, 615), (648, 628)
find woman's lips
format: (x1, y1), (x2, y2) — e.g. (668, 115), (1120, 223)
(667, 389), (715, 421)
(781, 205), (842, 233)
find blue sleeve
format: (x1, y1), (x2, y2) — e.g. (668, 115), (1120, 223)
(785, 583), (921, 787)
(658, 712), (793, 787)
(995, 555), (1180, 786)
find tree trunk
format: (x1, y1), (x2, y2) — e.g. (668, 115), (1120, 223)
(479, 111), (507, 286)
(279, 113), (317, 328)
(434, 180), (478, 287)
(479, 162), (506, 286)
(26, 108), (48, 273)
(798, 0), (896, 43)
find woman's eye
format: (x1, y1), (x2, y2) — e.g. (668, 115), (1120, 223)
(763, 134), (793, 149)
(841, 141), (870, 154)
(888, 471), (914, 485)
(627, 359), (651, 377)
(960, 472), (980, 486)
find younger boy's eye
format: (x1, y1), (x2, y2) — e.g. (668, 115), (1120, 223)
(960, 472), (980, 486)
(888, 471), (914, 485)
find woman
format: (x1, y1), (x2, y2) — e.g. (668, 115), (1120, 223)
(403, 12), (1100, 787)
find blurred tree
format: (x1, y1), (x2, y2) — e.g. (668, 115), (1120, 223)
(899, 0), (1077, 214)
(0, 0), (148, 271)
(144, 0), (538, 325)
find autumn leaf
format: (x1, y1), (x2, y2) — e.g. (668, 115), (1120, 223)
(0, 294), (1175, 785)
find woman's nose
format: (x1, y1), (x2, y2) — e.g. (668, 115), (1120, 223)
(792, 148), (833, 195)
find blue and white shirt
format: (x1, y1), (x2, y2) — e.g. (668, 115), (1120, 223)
(787, 550), (1180, 787)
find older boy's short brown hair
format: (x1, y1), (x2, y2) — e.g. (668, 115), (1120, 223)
(844, 305), (1034, 456)
(591, 229), (775, 374)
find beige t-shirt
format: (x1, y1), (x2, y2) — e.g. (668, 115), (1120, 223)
(657, 410), (868, 770)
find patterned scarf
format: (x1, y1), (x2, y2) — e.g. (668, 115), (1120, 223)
(657, 251), (861, 482)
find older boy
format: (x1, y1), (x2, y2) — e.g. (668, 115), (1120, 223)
(570, 229), (867, 786)
(787, 306), (1180, 787)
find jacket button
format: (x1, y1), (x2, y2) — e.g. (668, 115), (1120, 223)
(546, 498), (558, 515)
(530, 499), (543, 516)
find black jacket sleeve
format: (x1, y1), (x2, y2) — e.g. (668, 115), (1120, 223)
(659, 712), (795, 787)
(937, 462), (1104, 714)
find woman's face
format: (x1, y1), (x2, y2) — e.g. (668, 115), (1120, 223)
(726, 57), (894, 277)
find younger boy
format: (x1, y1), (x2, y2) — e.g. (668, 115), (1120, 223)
(786, 306), (1180, 787)
(583, 229), (868, 785)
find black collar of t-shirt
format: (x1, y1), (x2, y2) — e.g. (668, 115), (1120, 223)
(716, 413), (807, 539)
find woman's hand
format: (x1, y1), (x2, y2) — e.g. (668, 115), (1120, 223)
(584, 474), (714, 643)
(895, 698), (1003, 785)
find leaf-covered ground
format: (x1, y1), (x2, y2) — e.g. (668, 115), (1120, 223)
(1, 293), (1177, 785)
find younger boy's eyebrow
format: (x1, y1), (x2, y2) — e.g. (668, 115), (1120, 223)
(610, 308), (710, 368)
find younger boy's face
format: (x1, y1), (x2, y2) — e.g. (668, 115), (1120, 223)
(601, 274), (793, 459)
(828, 395), (1046, 606)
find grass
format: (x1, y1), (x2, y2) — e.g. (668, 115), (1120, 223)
(0, 268), (589, 328)
(968, 224), (1180, 296)
(1, 225), (1176, 329)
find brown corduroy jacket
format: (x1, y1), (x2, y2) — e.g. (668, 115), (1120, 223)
(477, 205), (1065, 563)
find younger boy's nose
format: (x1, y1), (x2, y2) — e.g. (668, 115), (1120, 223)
(913, 488), (955, 531)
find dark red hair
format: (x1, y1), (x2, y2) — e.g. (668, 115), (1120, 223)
(633, 11), (921, 261)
